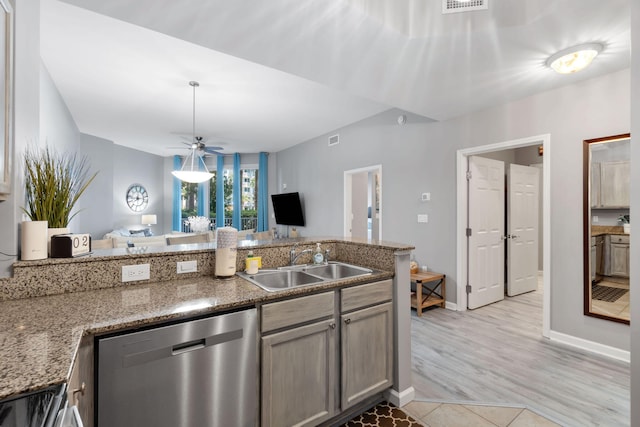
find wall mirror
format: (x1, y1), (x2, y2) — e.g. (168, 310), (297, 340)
(583, 133), (630, 324)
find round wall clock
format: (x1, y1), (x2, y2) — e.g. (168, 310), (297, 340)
(126, 184), (149, 212)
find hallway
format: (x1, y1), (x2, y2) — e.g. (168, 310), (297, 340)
(409, 282), (630, 426)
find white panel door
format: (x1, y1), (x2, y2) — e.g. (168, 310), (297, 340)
(507, 164), (540, 296)
(351, 172), (369, 239)
(468, 156), (505, 309)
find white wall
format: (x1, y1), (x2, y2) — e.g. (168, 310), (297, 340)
(0, 0), (40, 277)
(629, 2), (638, 425)
(276, 69), (631, 351)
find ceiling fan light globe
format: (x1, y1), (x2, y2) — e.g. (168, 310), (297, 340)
(171, 170), (214, 184)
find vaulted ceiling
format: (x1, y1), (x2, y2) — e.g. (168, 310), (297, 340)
(41, 0), (631, 156)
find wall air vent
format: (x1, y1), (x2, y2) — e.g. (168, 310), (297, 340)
(328, 134), (340, 146)
(442, 0), (488, 14)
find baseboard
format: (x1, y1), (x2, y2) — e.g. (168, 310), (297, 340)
(445, 301), (457, 311)
(548, 330), (630, 363)
(384, 386), (415, 407)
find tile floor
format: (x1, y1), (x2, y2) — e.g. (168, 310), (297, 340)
(402, 400), (562, 427)
(590, 276), (629, 320)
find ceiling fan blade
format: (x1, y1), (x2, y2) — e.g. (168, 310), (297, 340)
(203, 147), (225, 155)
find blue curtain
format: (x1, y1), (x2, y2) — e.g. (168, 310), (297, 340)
(172, 155), (182, 231)
(257, 152), (268, 232)
(197, 157), (207, 217)
(232, 153), (241, 229)
(216, 155), (225, 228)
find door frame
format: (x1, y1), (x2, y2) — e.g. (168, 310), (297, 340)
(456, 134), (550, 338)
(344, 164), (382, 239)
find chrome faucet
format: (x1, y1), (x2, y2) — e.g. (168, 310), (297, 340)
(290, 244), (313, 266)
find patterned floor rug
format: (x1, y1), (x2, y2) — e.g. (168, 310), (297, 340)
(341, 401), (423, 427)
(592, 283), (628, 302)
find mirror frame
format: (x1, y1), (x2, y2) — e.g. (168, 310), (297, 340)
(583, 133), (630, 324)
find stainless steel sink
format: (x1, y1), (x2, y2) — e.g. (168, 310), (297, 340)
(237, 262), (373, 292)
(239, 269), (324, 291)
(301, 263), (372, 280)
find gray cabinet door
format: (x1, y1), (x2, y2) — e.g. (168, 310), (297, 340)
(261, 319), (337, 427)
(341, 301), (393, 410)
(600, 161), (630, 208)
(68, 335), (94, 427)
(610, 243), (630, 277)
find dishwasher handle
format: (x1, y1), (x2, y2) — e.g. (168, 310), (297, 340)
(172, 338), (205, 355)
(122, 329), (243, 368)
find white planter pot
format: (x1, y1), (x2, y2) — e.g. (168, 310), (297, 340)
(623, 223), (630, 234)
(48, 227), (70, 255)
(21, 221), (48, 260)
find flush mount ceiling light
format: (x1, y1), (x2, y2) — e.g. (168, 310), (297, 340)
(546, 43), (603, 74)
(172, 81), (215, 184)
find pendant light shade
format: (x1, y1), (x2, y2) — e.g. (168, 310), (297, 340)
(172, 81), (215, 183)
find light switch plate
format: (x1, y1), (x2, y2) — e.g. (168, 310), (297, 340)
(418, 214), (429, 223)
(177, 260), (198, 274)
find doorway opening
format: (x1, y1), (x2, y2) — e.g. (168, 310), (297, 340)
(456, 134), (551, 338)
(344, 165), (382, 240)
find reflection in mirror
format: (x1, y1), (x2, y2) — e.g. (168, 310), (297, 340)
(583, 134), (630, 324)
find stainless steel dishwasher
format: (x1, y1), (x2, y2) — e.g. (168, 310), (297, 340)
(97, 308), (257, 427)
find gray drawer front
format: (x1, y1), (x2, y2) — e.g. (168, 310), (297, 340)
(610, 235), (629, 244)
(262, 291), (335, 333)
(341, 280), (392, 313)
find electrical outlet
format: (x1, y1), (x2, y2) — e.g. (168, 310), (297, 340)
(177, 260), (198, 274)
(417, 214), (429, 223)
(592, 215), (599, 223)
(121, 264), (150, 282)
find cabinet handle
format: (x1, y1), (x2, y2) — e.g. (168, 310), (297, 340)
(72, 382), (86, 399)
(344, 319), (351, 324)
(329, 323), (336, 329)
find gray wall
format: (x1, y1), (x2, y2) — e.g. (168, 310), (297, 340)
(39, 63), (79, 153)
(275, 68), (631, 352)
(83, 142), (168, 237)
(629, 2), (638, 424)
(78, 134), (114, 238)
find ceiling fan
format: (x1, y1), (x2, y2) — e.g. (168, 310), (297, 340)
(178, 136), (225, 157)
(172, 81), (226, 156)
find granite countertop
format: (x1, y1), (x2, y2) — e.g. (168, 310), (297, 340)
(0, 269), (393, 400)
(591, 225), (629, 237)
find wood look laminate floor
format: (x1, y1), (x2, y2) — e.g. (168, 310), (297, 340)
(410, 280), (630, 427)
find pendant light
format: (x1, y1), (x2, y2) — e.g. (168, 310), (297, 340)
(172, 81), (215, 183)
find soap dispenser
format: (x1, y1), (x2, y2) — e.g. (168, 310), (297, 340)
(313, 243), (324, 265)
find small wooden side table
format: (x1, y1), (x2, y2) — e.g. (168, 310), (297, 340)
(410, 271), (446, 316)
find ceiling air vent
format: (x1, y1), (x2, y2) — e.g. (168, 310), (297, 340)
(442, 0), (488, 14)
(328, 134), (340, 146)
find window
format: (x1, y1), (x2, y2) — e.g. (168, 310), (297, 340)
(177, 161), (260, 231)
(181, 181), (198, 219)
(210, 168), (257, 229)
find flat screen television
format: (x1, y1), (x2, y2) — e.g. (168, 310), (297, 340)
(271, 192), (305, 226)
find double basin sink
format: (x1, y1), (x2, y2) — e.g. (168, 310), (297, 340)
(237, 262), (373, 292)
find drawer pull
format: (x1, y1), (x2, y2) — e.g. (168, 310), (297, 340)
(344, 318), (351, 325)
(72, 382), (86, 398)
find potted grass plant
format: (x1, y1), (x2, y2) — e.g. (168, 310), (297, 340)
(22, 146), (98, 253)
